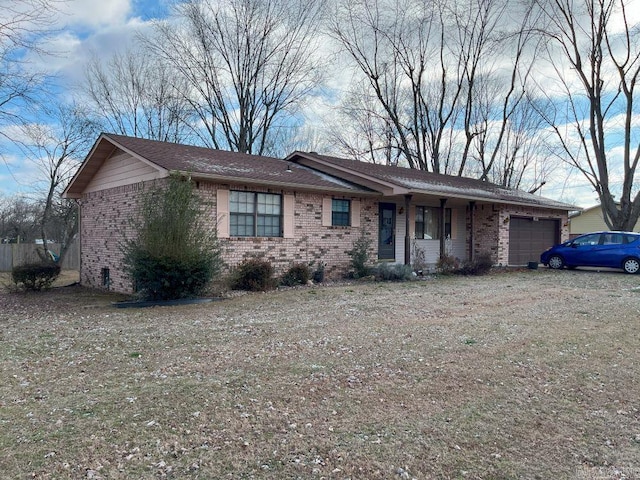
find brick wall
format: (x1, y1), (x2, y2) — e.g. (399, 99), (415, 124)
(79, 180), (378, 294)
(79, 182), (148, 293)
(469, 203), (568, 266)
(198, 182), (378, 279)
(79, 179), (569, 293)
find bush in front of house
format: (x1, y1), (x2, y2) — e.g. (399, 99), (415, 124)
(230, 258), (276, 291)
(12, 262), (61, 291)
(122, 174), (223, 300)
(347, 229), (374, 278)
(280, 263), (311, 287)
(311, 261), (325, 283)
(125, 250), (216, 300)
(456, 252), (494, 276)
(436, 254), (459, 274)
(374, 263), (414, 282)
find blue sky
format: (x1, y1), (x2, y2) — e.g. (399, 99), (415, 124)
(0, 0), (171, 198)
(0, 0), (607, 208)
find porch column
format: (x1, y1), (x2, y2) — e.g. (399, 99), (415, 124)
(439, 198), (447, 259)
(404, 194), (412, 265)
(468, 201), (476, 262)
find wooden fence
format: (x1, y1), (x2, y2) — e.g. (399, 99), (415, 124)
(0, 241), (80, 271)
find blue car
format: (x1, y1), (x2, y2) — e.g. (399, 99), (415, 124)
(540, 231), (640, 274)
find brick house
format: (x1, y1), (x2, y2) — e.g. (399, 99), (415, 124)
(64, 133), (575, 293)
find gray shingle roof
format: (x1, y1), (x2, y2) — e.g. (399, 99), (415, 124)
(288, 151), (576, 210)
(63, 134), (375, 197)
(65, 134), (576, 212)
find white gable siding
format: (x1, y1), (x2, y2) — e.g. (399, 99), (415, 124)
(85, 151), (164, 193)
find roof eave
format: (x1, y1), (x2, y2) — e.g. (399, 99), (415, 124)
(408, 186), (578, 210)
(181, 171), (380, 196)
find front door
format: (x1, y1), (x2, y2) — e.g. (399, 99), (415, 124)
(378, 203), (396, 260)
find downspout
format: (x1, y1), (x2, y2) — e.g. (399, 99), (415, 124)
(439, 198), (447, 259)
(404, 194), (412, 265)
(468, 201), (476, 262)
(78, 200), (82, 285)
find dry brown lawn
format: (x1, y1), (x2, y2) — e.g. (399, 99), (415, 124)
(1, 269), (639, 479)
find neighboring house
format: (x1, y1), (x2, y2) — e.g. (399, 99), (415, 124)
(569, 204), (640, 238)
(64, 133), (576, 293)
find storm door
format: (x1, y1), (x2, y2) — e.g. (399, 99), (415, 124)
(378, 203), (396, 260)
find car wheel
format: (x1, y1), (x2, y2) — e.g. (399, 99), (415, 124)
(623, 257), (640, 274)
(547, 255), (564, 270)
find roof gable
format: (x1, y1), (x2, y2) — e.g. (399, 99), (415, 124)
(64, 134), (374, 198)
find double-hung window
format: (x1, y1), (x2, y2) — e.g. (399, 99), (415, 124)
(415, 207), (451, 239)
(332, 199), (351, 226)
(230, 191), (282, 237)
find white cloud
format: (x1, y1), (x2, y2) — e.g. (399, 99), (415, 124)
(57, 0), (132, 29)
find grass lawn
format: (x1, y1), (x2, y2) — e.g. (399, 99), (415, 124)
(1, 269), (639, 479)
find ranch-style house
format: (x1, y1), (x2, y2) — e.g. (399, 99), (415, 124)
(63, 133), (576, 293)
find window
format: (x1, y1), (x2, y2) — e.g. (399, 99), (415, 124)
(572, 233), (600, 247)
(602, 233), (623, 245)
(415, 207), (451, 240)
(332, 199), (351, 226)
(230, 191), (282, 237)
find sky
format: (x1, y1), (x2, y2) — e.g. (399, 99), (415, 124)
(0, 0), (170, 198)
(0, 0), (612, 208)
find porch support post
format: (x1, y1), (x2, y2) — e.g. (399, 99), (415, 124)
(439, 198), (447, 259)
(469, 201), (476, 262)
(404, 194), (412, 265)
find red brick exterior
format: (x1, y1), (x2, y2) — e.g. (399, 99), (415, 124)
(79, 180), (378, 294)
(78, 180), (568, 294)
(470, 203), (569, 266)
(79, 183), (146, 293)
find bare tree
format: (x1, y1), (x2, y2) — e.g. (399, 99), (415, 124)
(0, 195), (42, 243)
(146, 0), (325, 155)
(17, 102), (99, 263)
(330, 0), (450, 171)
(330, 0), (552, 189)
(329, 82), (402, 165)
(534, 0), (640, 229)
(83, 48), (192, 143)
(0, 0), (59, 141)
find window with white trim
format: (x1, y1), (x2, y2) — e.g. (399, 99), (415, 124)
(230, 191), (282, 237)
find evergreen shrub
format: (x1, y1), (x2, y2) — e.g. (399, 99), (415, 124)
(12, 262), (61, 291)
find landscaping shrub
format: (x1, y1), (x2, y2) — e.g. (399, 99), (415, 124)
(436, 254), (459, 274)
(312, 261), (325, 283)
(280, 263), (311, 287)
(12, 262), (61, 291)
(347, 229), (374, 278)
(457, 252), (494, 276)
(411, 239), (428, 275)
(230, 258), (276, 291)
(122, 174), (223, 300)
(125, 251), (215, 300)
(374, 263), (414, 282)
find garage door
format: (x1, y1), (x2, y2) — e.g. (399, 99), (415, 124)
(509, 217), (559, 265)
